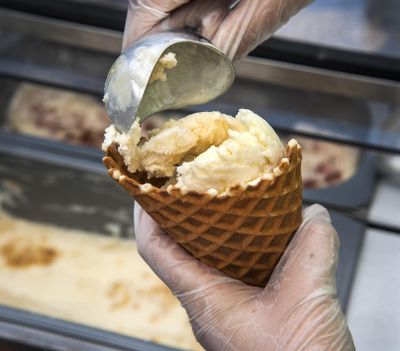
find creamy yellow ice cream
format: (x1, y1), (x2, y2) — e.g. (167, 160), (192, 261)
(0, 214), (202, 351)
(149, 52), (177, 83)
(103, 109), (284, 195)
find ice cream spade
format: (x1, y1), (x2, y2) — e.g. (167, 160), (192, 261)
(104, 30), (235, 133)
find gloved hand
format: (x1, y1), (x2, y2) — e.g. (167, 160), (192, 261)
(134, 203), (355, 351)
(123, 0), (313, 60)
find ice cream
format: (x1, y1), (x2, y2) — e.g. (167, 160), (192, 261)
(103, 109), (284, 195)
(0, 213), (202, 351)
(149, 52), (177, 83)
(288, 136), (358, 189)
(8, 83), (109, 148)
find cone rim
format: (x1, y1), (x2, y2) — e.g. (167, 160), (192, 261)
(103, 139), (302, 200)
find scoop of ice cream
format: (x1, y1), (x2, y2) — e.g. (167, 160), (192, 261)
(103, 121), (142, 172)
(104, 111), (245, 178)
(149, 52), (177, 83)
(175, 109), (284, 193)
(103, 109), (284, 194)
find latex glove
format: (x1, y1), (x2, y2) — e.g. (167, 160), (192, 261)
(123, 0), (313, 60)
(134, 203), (355, 351)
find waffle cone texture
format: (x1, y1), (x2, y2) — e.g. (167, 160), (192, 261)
(103, 140), (302, 287)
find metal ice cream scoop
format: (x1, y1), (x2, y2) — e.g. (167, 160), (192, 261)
(104, 31), (235, 133)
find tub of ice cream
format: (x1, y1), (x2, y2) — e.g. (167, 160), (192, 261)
(0, 150), (201, 351)
(282, 135), (377, 209)
(0, 80), (108, 148)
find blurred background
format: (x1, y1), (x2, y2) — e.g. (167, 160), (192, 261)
(0, 0), (399, 350)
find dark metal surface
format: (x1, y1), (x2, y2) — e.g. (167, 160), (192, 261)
(0, 0), (126, 31)
(0, 8), (122, 54)
(0, 135), (133, 238)
(0, 34), (114, 95)
(0, 339), (45, 351)
(331, 211), (365, 311)
(0, 306), (179, 351)
(253, 38), (400, 82)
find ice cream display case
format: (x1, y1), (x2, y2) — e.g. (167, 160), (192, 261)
(0, 0), (400, 350)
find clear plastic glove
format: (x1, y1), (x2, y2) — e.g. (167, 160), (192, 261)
(123, 0), (313, 60)
(134, 203), (355, 351)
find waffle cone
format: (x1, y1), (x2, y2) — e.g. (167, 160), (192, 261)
(103, 140), (302, 287)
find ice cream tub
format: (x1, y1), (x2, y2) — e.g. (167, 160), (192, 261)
(0, 78), (109, 149)
(287, 135), (377, 210)
(0, 138), (203, 350)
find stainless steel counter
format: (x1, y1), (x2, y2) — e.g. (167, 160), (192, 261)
(347, 227), (400, 351)
(347, 180), (400, 350)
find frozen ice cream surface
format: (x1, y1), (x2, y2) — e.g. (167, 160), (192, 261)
(175, 109), (284, 193)
(103, 121), (142, 172)
(103, 109), (285, 195)
(8, 83), (109, 148)
(103, 111), (242, 177)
